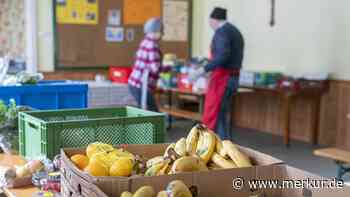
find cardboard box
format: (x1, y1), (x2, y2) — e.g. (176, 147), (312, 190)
(61, 144), (283, 197)
(61, 144), (350, 197)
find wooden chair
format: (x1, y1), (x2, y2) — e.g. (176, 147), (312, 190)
(314, 148), (350, 180)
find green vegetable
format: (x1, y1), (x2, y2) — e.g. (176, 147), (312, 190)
(6, 99), (18, 121)
(0, 100), (7, 125)
(0, 99), (33, 153)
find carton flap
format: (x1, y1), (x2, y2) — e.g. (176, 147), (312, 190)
(239, 146), (283, 166)
(266, 165), (350, 197)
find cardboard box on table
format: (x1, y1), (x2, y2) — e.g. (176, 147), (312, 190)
(61, 144), (349, 197)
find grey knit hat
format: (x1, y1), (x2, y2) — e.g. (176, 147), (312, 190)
(144, 17), (162, 34)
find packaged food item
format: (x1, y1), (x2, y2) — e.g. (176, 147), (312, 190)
(0, 166), (16, 186)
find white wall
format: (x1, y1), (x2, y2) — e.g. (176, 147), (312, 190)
(192, 0), (350, 79)
(34, 0), (350, 79)
(329, 0), (350, 80)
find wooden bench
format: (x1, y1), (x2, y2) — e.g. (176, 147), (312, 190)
(314, 148), (350, 179)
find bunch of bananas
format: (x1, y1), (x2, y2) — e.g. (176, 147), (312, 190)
(120, 180), (193, 197)
(145, 124), (252, 176)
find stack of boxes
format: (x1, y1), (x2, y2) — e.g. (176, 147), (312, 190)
(88, 82), (137, 108)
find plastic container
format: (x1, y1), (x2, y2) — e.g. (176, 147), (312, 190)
(19, 106), (165, 160)
(109, 66), (132, 84)
(177, 74), (193, 91)
(0, 81), (87, 110)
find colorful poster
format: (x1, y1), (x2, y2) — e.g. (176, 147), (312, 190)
(56, 0), (99, 25)
(163, 1), (189, 41)
(124, 0), (161, 25)
(108, 9), (121, 26)
(126, 28), (135, 42)
(106, 27), (124, 42)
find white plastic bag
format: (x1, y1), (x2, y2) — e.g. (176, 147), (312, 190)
(193, 76), (208, 93)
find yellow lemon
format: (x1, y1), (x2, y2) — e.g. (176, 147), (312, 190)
(109, 158), (133, 177)
(89, 152), (117, 169)
(84, 159), (109, 176)
(86, 142), (114, 159)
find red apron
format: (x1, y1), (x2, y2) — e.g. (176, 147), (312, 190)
(202, 68), (232, 130)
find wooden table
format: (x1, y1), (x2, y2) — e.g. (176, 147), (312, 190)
(156, 88), (205, 122)
(156, 85), (326, 146)
(0, 154), (39, 197)
(314, 148), (350, 179)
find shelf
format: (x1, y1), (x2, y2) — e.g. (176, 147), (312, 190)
(159, 107), (202, 121)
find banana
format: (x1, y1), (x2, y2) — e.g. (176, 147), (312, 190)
(171, 156), (201, 174)
(147, 156), (165, 169)
(120, 191), (133, 197)
(207, 162), (222, 170)
(166, 180), (193, 197)
(157, 160), (171, 175)
(222, 141), (252, 168)
(195, 131), (216, 164)
(185, 125), (202, 155)
(214, 133), (227, 157)
(198, 160), (209, 171)
(175, 138), (187, 157)
(157, 191), (168, 197)
(164, 143), (176, 158)
(211, 152), (237, 169)
(133, 186), (156, 197)
(145, 162), (166, 176)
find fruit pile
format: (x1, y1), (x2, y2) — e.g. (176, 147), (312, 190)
(121, 180), (193, 197)
(70, 143), (136, 177)
(69, 124), (252, 177)
(145, 124), (252, 176)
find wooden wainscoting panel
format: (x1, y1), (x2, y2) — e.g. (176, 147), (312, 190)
(318, 82), (339, 146)
(289, 96), (314, 142)
(234, 80), (350, 145)
(233, 93), (281, 136)
(335, 81), (350, 149)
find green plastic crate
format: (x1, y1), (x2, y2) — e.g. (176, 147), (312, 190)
(19, 106), (165, 160)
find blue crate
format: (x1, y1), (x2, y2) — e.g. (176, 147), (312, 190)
(0, 81), (88, 110)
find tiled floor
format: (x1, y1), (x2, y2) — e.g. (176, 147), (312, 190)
(166, 119), (350, 181)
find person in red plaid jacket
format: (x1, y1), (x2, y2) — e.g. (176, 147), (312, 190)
(128, 18), (163, 111)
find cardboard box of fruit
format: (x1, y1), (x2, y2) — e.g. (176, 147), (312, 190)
(60, 124), (350, 197)
(62, 145), (350, 197)
(61, 124), (287, 197)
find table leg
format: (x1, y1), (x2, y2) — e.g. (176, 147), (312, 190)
(311, 96), (321, 145)
(336, 161), (350, 180)
(281, 95), (292, 146)
(167, 91), (173, 130)
(199, 96), (204, 117)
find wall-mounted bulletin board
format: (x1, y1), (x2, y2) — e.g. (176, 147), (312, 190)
(54, 0), (192, 68)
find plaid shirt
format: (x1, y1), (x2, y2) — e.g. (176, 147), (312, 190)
(128, 36), (162, 90)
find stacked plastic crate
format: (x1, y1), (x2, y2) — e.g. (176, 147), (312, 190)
(88, 82), (137, 108)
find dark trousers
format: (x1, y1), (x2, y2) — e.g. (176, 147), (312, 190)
(128, 85), (158, 112)
(216, 77), (239, 140)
